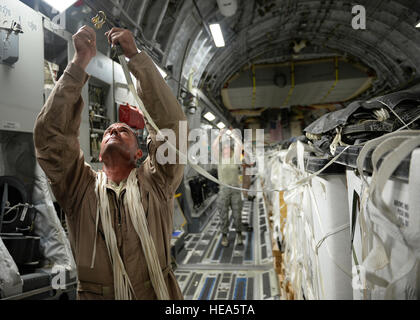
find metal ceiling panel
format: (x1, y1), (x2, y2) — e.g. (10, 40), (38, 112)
(222, 59), (373, 109)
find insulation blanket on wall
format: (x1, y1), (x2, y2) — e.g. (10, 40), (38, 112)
(281, 142), (352, 300)
(0, 132), (76, 278)
(0, 237), (23, 298)
(32, 164), (77, 278)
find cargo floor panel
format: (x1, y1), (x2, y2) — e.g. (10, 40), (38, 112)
(175, 185), (279, 300)
(174, 269), (280, 300)
(178, 192), (275, 266)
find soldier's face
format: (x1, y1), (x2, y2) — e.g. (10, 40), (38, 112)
(99, 123), (142, 163)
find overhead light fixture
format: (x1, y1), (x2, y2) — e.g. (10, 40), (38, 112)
(43, 0), (77, 12)
(209, 23), (225, 47)
(216, 122), (226, 129)
(416, 21), (420, 28)
(226, 129), (232, 136)
(204, 112), (216, 122)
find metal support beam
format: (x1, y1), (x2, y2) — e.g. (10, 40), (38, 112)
(151, 0), (170, 42)
(134, 0), (149, 37)
(197, 89), (234, 126)
(34, 0), (40, 12)
(191, 0), (213, 40)
(123, 0), (133, 12)
(107, 0), (165, 57)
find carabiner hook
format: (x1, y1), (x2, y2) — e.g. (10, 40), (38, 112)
(91, 11), (106, 30)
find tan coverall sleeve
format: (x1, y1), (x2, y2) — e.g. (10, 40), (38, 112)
(33, 63), (95, 214)
(127, 52), (187, 194)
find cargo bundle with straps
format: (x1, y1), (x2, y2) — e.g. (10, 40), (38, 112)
(345, 131), (420, 300)
(304, 86), (420, 156)
(279, 142), (352, 300)
(265, 149), (290, 252)
(0, 176), (40, 273)
(0, 132), (76, 299)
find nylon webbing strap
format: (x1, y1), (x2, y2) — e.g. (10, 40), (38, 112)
(357, 131), (420, 185)
(315, 223), (350, 255)
(354, 132), (420, 299)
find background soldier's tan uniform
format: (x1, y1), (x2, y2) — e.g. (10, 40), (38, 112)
(34, 52), (186, 300)
(242, 153), (255, 199)
(217, 156), (242, 234)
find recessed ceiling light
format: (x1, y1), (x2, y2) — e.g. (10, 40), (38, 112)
(209, 23), (225, 47)
(43, 0), (77, 12)
(204, 112), (216, 122)
(217, 122), (226, 129)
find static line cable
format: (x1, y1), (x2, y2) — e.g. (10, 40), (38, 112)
(89, 11), (373, 195)
(120, 49), (353, 194)
(47, 61), (57, 85)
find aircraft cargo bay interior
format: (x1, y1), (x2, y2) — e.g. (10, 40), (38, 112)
(1, 0), (420, 303)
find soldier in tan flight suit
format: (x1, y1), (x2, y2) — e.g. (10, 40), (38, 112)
(212, 129), (243, 248)
(34, 25), (186, 299)
(242, 148), (256, 201)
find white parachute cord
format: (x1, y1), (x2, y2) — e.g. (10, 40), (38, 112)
(330, 127), (343, 155)
(94, 171), (136, 300)
(125, 170), (170, 300)
(373, 108), (390, 122)
(380, 103), (409, 129)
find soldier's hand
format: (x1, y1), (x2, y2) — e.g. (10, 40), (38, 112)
(105, 28), (138, 59)
(72, 25), (97, 70)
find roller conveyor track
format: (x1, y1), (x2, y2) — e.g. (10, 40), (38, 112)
(175, 269), (280, 300)
(175, 181), (280, 300)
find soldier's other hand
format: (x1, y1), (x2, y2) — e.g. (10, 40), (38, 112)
(105, 28), (138, 59)
(72, 25), (97, 70)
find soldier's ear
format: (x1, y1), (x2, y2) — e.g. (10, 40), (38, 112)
(135, 149), (143, 161)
